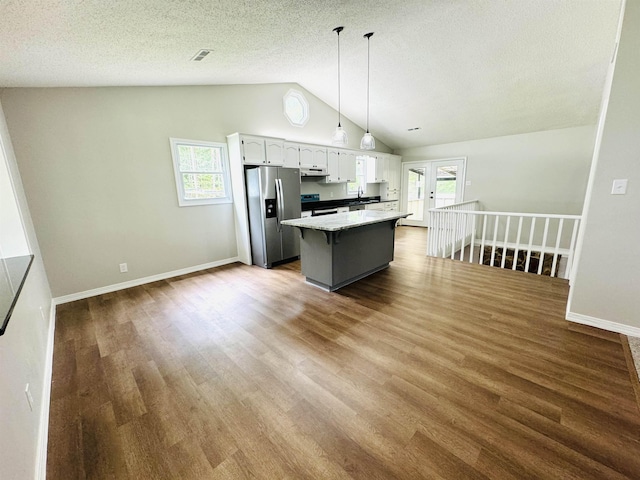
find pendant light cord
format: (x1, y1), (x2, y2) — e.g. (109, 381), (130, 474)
(364, 32), (374, 133)
(334, 27), (344, 127)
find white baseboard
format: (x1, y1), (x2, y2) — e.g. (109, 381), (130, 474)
(566, 311), (640, 338)
(36, 301), (56, 480)
(53, 257), (240, 305)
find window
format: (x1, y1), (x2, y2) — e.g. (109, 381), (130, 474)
(347, 156), (369, 195)
(169, 138), (232, 206)
(283, 89), (309, 127)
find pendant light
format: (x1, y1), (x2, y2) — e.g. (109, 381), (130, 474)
(360, 32), (376, 150)
(331, 26), (349, 146)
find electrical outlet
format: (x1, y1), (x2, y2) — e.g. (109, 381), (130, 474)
(119, 263), (128, 273)
(25, 384), (34, 411)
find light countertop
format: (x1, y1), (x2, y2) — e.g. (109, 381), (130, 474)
(281, 210), (411, 232)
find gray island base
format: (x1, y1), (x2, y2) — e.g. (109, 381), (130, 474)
(281, 210), (411, 291)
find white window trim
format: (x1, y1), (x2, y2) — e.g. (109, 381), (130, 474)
(169, 138), (233, 207)
(283, 89), (310, 127)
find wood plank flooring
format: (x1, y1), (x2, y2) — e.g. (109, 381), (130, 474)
(47, 226), (640, 479)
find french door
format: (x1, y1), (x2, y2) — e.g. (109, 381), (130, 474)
(401, 158), (465, 227)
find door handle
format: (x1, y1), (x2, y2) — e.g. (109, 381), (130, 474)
(275, 179), (284, 232)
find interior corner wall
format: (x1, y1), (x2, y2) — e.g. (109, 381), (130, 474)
(0, 100), (54, 480)
(394, 126), (596, 215)
(568, 0), (640, 332)
(0, 84), (382, 298)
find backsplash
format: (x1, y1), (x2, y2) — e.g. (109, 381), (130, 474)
(300, 179), (380, 201)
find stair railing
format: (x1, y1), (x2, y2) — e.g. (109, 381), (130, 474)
(428, 200), (581, 279)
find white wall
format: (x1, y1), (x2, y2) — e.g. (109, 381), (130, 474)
(1, 84), (388, 298)
(395, 126), (596, 214)
(568, 0), (640, 334)
(0, 100), (54, 480)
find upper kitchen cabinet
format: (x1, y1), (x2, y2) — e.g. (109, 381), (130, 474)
(283, 142), (300, 168)
(299, 145), (327, 170)
(326, 149), (341, 183)
(237, 135), (285, 165)
(366, 154), (388, 183)
(239, 135), (265, 165)
(326, 149), (357, 183)
(339, 150), (357, 183)
(264, 138), (285, 166)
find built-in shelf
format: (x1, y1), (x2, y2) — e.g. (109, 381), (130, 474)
(0, 254), (34, 336)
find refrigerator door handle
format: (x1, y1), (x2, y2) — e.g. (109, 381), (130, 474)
(275, 178), (283, 232)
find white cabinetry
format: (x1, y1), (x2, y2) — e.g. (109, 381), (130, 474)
(383, 155), (401, 200)
(239, 136), (286, 165)
(240, 135), (266, 165)
(264, 139), (284, 166)
(299, 145), (327, 170)
(283, 142), (300, 168)
(339, 150), (357, 183)
(366, 154), (388, 183)
(365, 202), (385, 211)
(383, 201), (399, 211)
(326, 149), (357, 183)
(326, 149), (341, 183)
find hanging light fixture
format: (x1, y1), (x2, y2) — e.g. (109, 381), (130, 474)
(360, 32), (375, 150)
(331, 26), (349, 146)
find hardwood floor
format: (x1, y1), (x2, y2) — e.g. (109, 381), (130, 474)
(48, 226), (640, 479)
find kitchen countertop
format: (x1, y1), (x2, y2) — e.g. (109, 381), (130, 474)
(300, 196), (398, 211)
(281, 210), (411, 232)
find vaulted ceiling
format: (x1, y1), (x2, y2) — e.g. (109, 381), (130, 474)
(0, 0), (621, 149)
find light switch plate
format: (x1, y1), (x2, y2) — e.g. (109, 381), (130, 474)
(611, 179), (628, 195)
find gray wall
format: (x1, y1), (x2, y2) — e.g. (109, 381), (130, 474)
(0, 100), (53, 480)
(569, 0), (640, 331)
(395, 125), (596, 214)
(1, 84), (386, 298)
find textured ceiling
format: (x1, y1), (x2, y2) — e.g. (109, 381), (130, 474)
(0, 0), (622, 149)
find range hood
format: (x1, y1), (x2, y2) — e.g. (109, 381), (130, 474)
(300, 167), (328, 177)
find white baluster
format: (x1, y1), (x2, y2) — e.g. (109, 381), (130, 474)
(513, 217), (523, 271)
(537, 217), (550, 275)
(525, 217), (536, 273)
(551, 218), (563, 278)
(501, 216), (511, 269)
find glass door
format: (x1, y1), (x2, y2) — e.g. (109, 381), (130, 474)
(430, 160), (464, 209)
(402, 164), (428, 227)
(401, 158), (465, 227)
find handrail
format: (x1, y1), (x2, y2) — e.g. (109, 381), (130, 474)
(429, 208), (581, 220)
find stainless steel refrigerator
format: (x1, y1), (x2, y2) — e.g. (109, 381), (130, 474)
(245, 166), (301, 268)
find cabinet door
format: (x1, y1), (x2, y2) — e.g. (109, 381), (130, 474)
(365, 203), (385, 211)
(299, 146), (314, 168)
(387, 155), (401, 191)
(339, 150), (357, 183)
(366, 155), (387, 183)
(300, 146), (328, 169)
(241, 135), (266, 165)
(283, 142), (300, 168)
(326, 149), (341, 183)
(312, 147), (328, 168)
(265, 139), (284, 166)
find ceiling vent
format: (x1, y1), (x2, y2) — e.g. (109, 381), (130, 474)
(191, 49), (212, 61)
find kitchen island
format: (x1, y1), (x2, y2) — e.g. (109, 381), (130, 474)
(281, 210), (411, 291)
